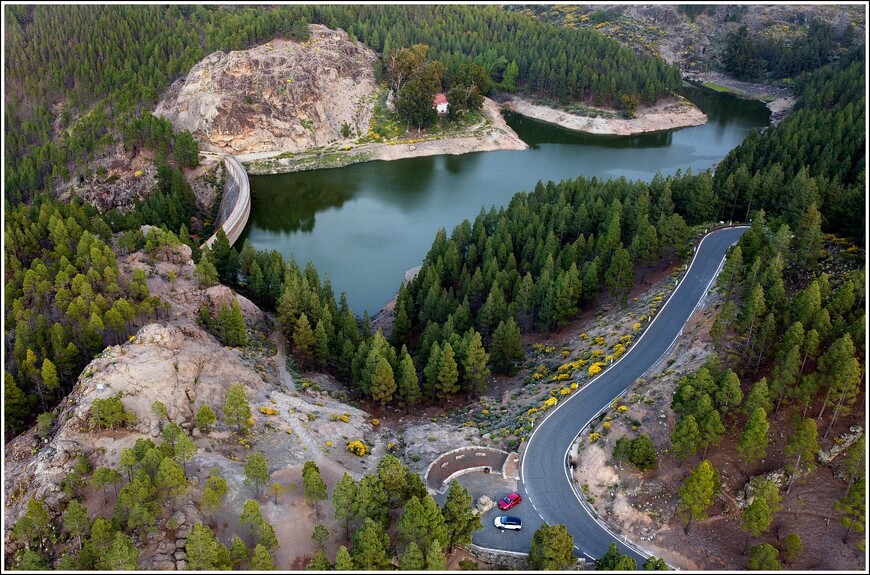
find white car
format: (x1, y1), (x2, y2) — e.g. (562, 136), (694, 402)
(494, 515), (522, 530)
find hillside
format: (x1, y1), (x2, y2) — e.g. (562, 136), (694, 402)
(155, 25), (379, 155)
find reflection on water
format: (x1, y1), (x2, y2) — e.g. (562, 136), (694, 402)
(241, 88), (769, 315)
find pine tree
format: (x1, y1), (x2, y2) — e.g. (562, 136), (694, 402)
(643, 556), (669, 570)
(597, 541), (638, 570)
(155, 457), (188, 504)
(747, 543), (780, 570)
(743, 377), (772, 418)
(195, 403), (216, 433)
(528, 522), (575, 570)
(737, 408), (769, 475)
(400, 541), (425, 570)
(678, 460), (719, 534)
(377, 454), (409, 508)
(396, 350), (421, 413)
(442, 480), (481, 552)
(302, 460), (328, 520)
(307, 549), (330, 570)
(292, 312), (316, 366)
(425, 538), (447, 570)
(739, 497), (772, 554)
(714, 369), (743, 415)
(240, 499), (263, 546)
(102, 532), (140, 570)
(604, 247), (634, 307)
(186, 523), (221, 570)
(816, 334), (861, 437)
(785, 418), (819, 493)
(201, 472), (228, 524)
(332, 472), (357, 541)
(223, 383), (252, 435)
(350, 517), (390, 570)
(781, 533), (803, 564)
(670, 415), (701, 461)
(229, 535), (249, 569)
(463, 331), (490, 398)
(268, 483), (285, 505)
(397, 496), (429, 553)
(216, 300), (247, 347)
(370, 356), (397, 406)
(244, 452), (270, 498)
(436, 342), (460, 397)
(251, 543), (275, 570)
(62, 499), (90, 550)
(835, 475), (865, 544)
(335, 545), (354, 570)
(490, 318), (524, 375)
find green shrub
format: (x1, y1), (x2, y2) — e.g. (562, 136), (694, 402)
(88, 393), (136, 430)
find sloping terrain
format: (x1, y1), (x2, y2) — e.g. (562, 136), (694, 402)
(155, 24), (379, 155)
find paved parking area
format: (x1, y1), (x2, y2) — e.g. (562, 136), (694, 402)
(433, 471), (541, 553)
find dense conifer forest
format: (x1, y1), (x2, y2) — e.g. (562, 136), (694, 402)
(2, 4), (866, 572)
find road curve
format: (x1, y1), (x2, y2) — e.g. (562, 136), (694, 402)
(520, 226), (748, 565)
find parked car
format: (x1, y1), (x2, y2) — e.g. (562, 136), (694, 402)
(497, 491), (522, 510)
(494, 515), (522, 530)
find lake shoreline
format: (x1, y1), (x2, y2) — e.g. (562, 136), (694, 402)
(240, 93), (713, 176)
(241, 97), (528, 176)
(501, 93), (708, 135)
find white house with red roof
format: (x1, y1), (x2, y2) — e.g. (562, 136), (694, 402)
(433, 92), (449, 115)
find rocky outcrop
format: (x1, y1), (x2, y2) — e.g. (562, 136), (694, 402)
(155, 24), (379, 155)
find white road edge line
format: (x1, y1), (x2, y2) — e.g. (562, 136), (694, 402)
(521, 226), (749, 561)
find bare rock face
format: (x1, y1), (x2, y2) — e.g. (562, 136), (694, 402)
(2, 322), (268, 543)
(155, 24), (379, 155)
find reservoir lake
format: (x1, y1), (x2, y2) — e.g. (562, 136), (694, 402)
(240, 86), (771, 315)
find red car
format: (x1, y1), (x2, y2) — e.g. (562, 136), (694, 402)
(498, 491), (522, 510)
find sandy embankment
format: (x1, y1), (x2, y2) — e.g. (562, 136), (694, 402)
(502, 94), (708, 136)
(239, 97), (528, 175)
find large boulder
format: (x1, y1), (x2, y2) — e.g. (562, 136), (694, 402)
(155, 24), (380, 155)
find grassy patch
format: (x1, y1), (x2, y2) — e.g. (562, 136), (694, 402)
(701, 82), (745, 96)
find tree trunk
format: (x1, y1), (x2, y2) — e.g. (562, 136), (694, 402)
(817, 386), (832, 421)
(786, 454), (802, 494)
(843, 521), (854, 544)
(684, 516), (693, 535)
(824, 396), (844, 439)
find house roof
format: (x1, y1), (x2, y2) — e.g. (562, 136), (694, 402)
(433, 93), (448, 105)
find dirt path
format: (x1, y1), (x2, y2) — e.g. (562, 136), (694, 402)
(271, 332), (296, 392)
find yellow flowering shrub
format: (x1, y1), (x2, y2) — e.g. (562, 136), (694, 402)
(589, 432), (601, 442)
(134, 170), (144, 177)
(554, 373), (572, 382)
(595, 336), (606, 346)
(590, 349), (605, 358)
(603, 421), (612, 430)
(372, 419), (380, 426)
(620, 334), (634, 344)
(526, 407), (538, 415)
(617, 405), (628, 413)
(560, 387), (571, 396)
(325, 441), (333, 447)
(570, 382), (578, 390)
(588, 362), (605, 377)
(340, 414), (350, 423)
(258, 407), (279, 416)
(544, 397), (558, 408)
(346, 440), (369, 456)
(580, 333), (589, 340)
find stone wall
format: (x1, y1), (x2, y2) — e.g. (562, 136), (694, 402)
(202, 155), (250, 249)
(461, 543), (587, 570)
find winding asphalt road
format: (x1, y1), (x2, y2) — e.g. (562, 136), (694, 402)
(519, 226), (748, 565)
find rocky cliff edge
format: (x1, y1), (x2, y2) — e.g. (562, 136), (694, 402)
(155, 24), (379, 155)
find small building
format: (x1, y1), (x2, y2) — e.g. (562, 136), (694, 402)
(433, 93), (449, 115)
